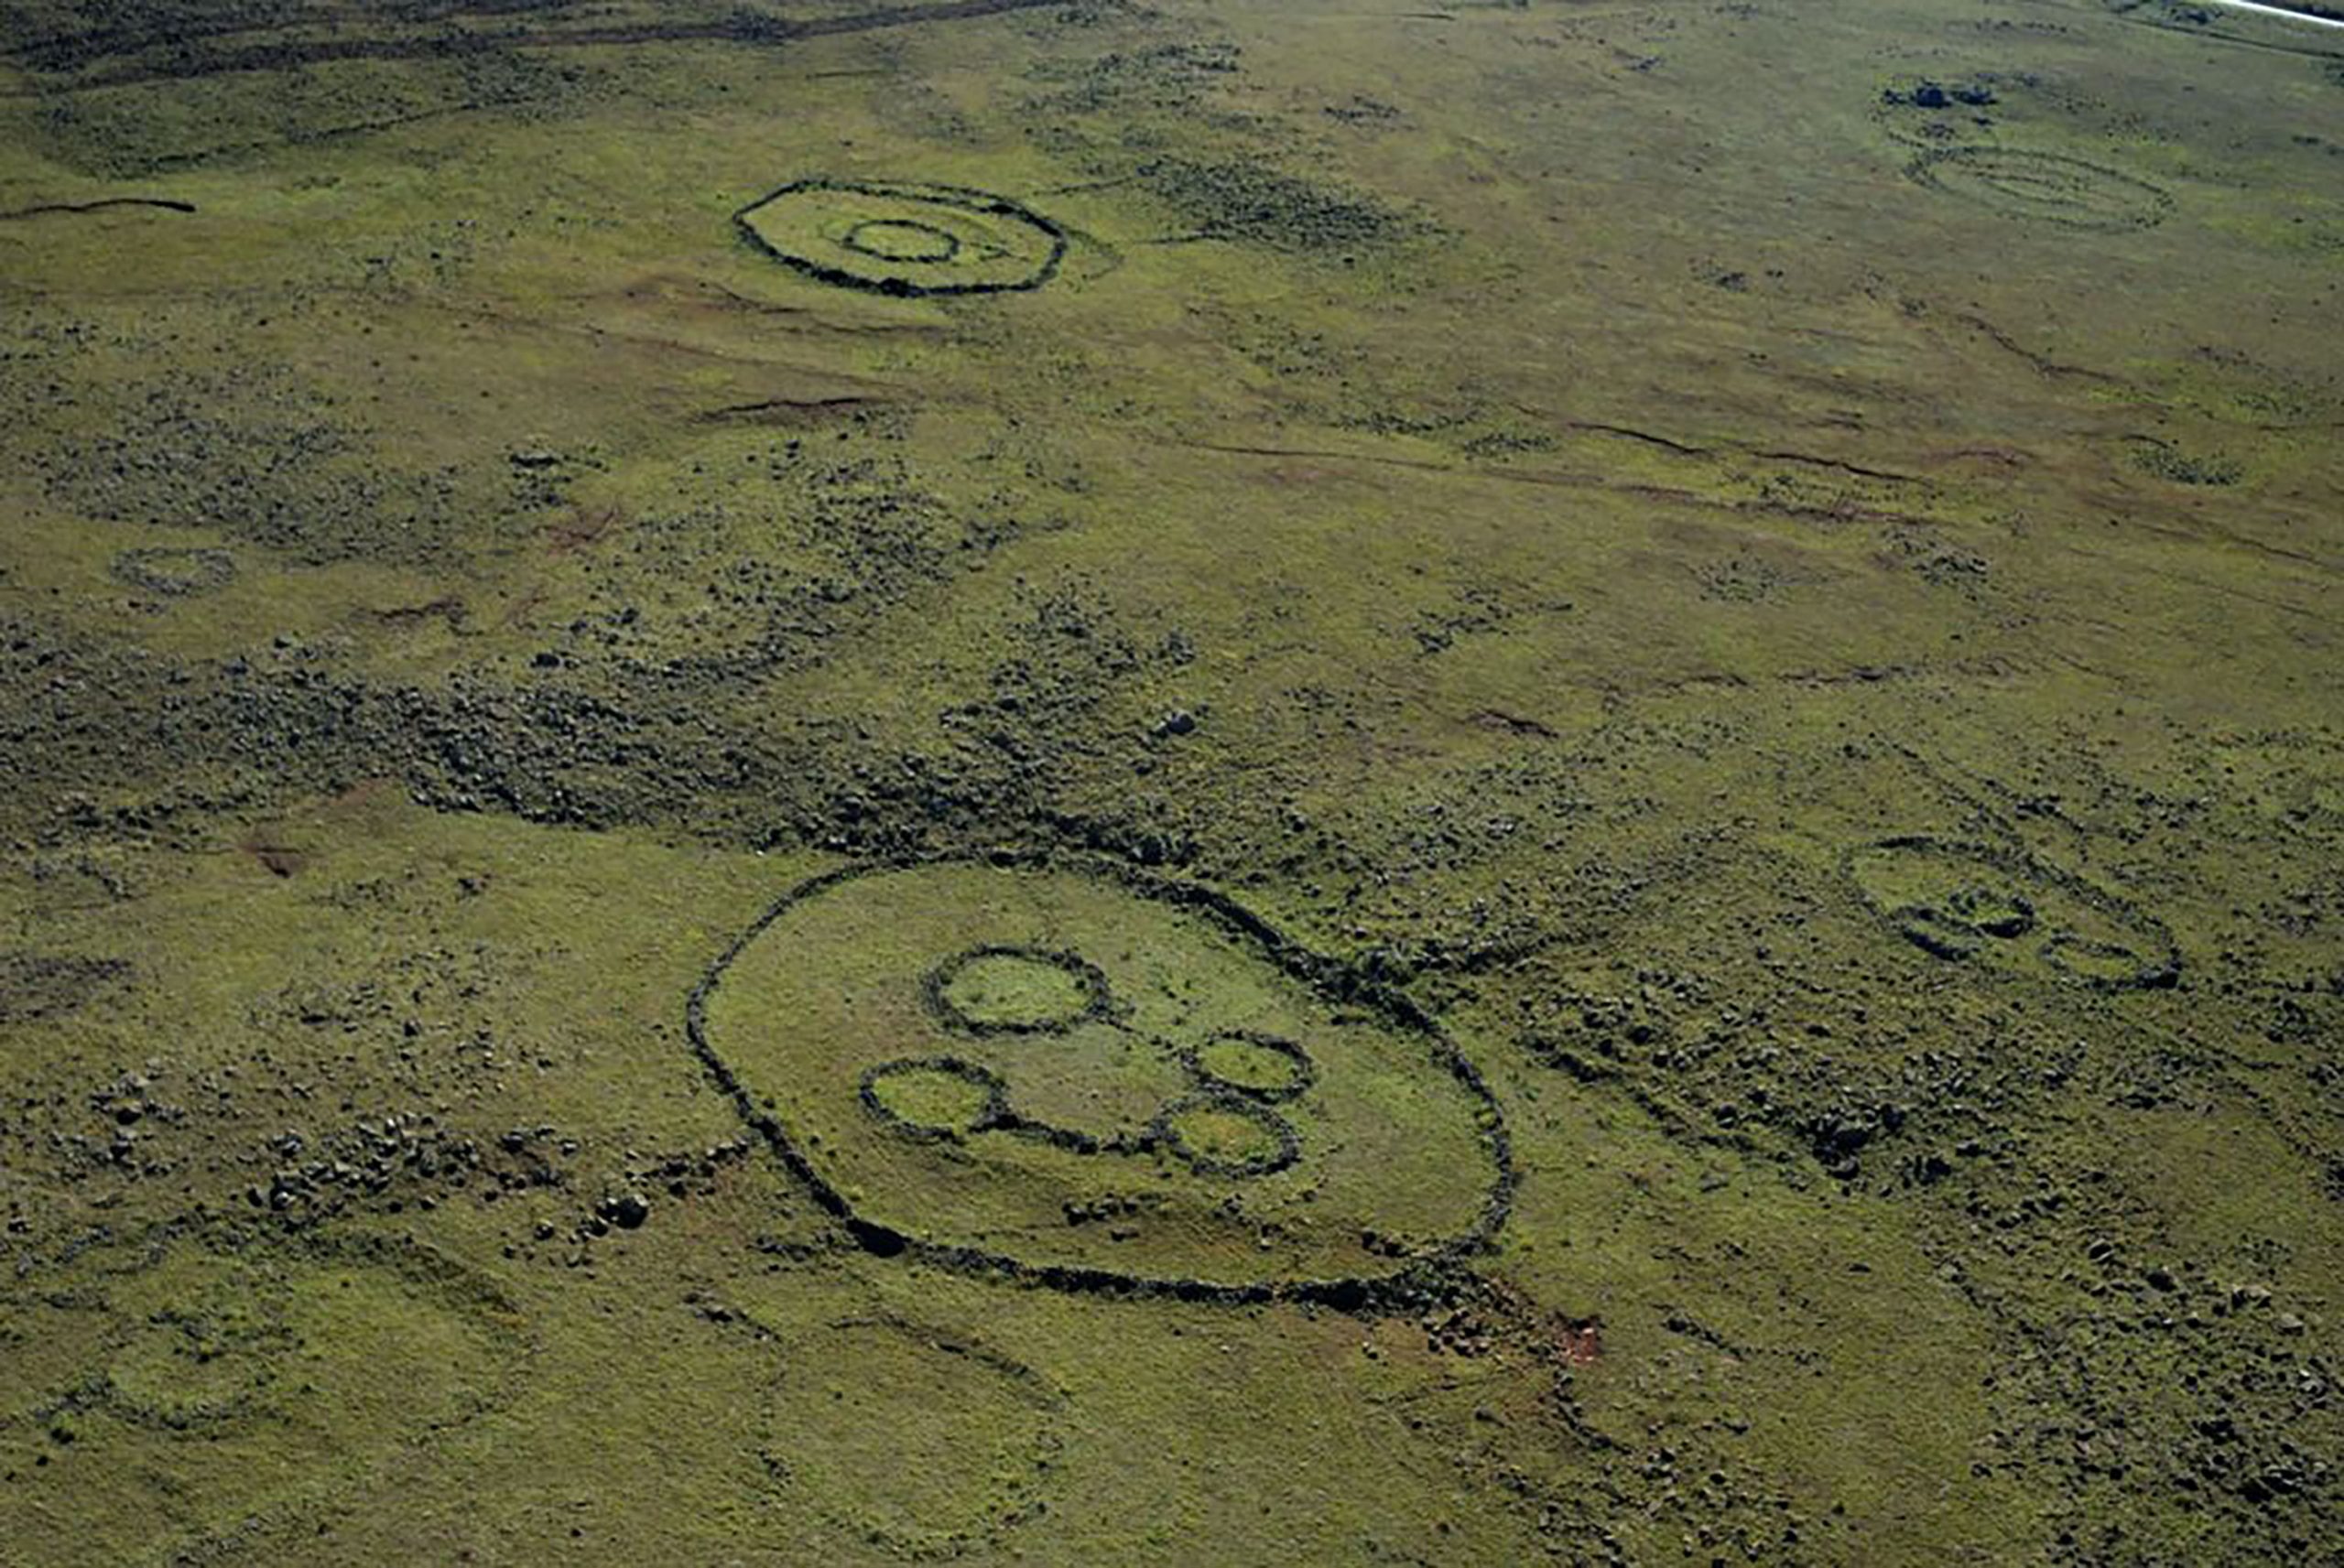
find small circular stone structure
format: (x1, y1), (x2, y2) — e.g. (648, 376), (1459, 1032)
(110, 546), (236, 597)
(101, 1259), (288, 1429)
(1151, 1091), (1300, 1178)
(843, 217), (960, 264)
(1891, 880), (2038, 959)
(1187, 1031), (1314, 1102)
(690, 858), (1514, 1303)
(925, 945), (1113, 1035)
(860, 1056), (1010, 1141)
(2039, 931), (2158, 987)
(1944, 884), (2036, 940)
(1904, 146), (2172, 232)
(734, 178), (1069, 297)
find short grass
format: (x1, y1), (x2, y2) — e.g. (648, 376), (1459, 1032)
(1, 0), (2339, 1562)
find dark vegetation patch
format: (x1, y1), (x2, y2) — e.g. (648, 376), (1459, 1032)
(1881, 75), (2000, 113)
(1872, 68), (2042, 150)
(4, 0), (1070, 173)
(1015, 10), (1422, 255)
(0, 608), (886, 854)
(1503, 951), (1999, 1184)
(1323, 94), (1401, 125)
(1464, 727), (2335, 1496)
(0, 951), (129, 1023)
(1129, 154), (1408, 252)
(1188, 308), (1561, 460)
(486, 414), (1026, 674)
(1943, 1154), (2339, 1562)
(1020, 38), (1242, 114)
(3, 0), (1067, 89)
(2132, 438), (2246, 486)
(1488, 849), (2338, 1563)
(0, 858), (792, 1270)
(27, 373), (488, 568)
(24, 47), (596, 176)
(1692, 552), (1820, 603)
(0, 407), (1138, 861)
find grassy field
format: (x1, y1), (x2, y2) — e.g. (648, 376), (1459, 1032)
(1, 0), (2339, 1561)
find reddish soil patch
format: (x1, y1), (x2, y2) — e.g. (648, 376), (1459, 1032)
(239, 834), (308, 878)
(1557, 1316), (1602, 1368)
(543, 502), (624, 556)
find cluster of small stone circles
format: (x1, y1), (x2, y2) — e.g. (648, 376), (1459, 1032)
(863, 946), (1315, 1178)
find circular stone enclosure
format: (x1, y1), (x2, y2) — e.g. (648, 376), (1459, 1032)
(734, 179), (1068, 297)
(1844, 836), (2179, 991)
(1188, 1031), (1314, 1102)
(758, 1314), (1064, 1560)
(927, 945), (1114, 1034)
(1151, 1091), (1300, 1178)
(690, 859), (1514, 1302)
(0, 1223), (528, 1563)
(861, 1056), (1010, 1141)
(1904, 146), (2172, 232)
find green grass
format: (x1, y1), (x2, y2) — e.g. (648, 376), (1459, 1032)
(0, 0), (2339, 1560)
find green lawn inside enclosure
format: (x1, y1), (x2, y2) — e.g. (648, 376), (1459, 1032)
(0, 0), (2339, 1562)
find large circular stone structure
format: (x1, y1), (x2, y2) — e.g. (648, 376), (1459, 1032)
(1904, 146), (2172, 232)
(689, 859), (1514, 1303)
(733, 178), (1068, 297)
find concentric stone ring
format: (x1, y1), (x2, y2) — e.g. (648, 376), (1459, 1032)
(734, 178), (1068, 297)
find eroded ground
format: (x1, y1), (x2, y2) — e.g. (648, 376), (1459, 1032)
(1, 0), (2339, 1561)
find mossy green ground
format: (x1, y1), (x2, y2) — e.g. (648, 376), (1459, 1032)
(1, 0), (2339, 1561)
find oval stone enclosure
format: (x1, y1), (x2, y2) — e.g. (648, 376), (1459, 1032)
(692, 860), (1512, 1300)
